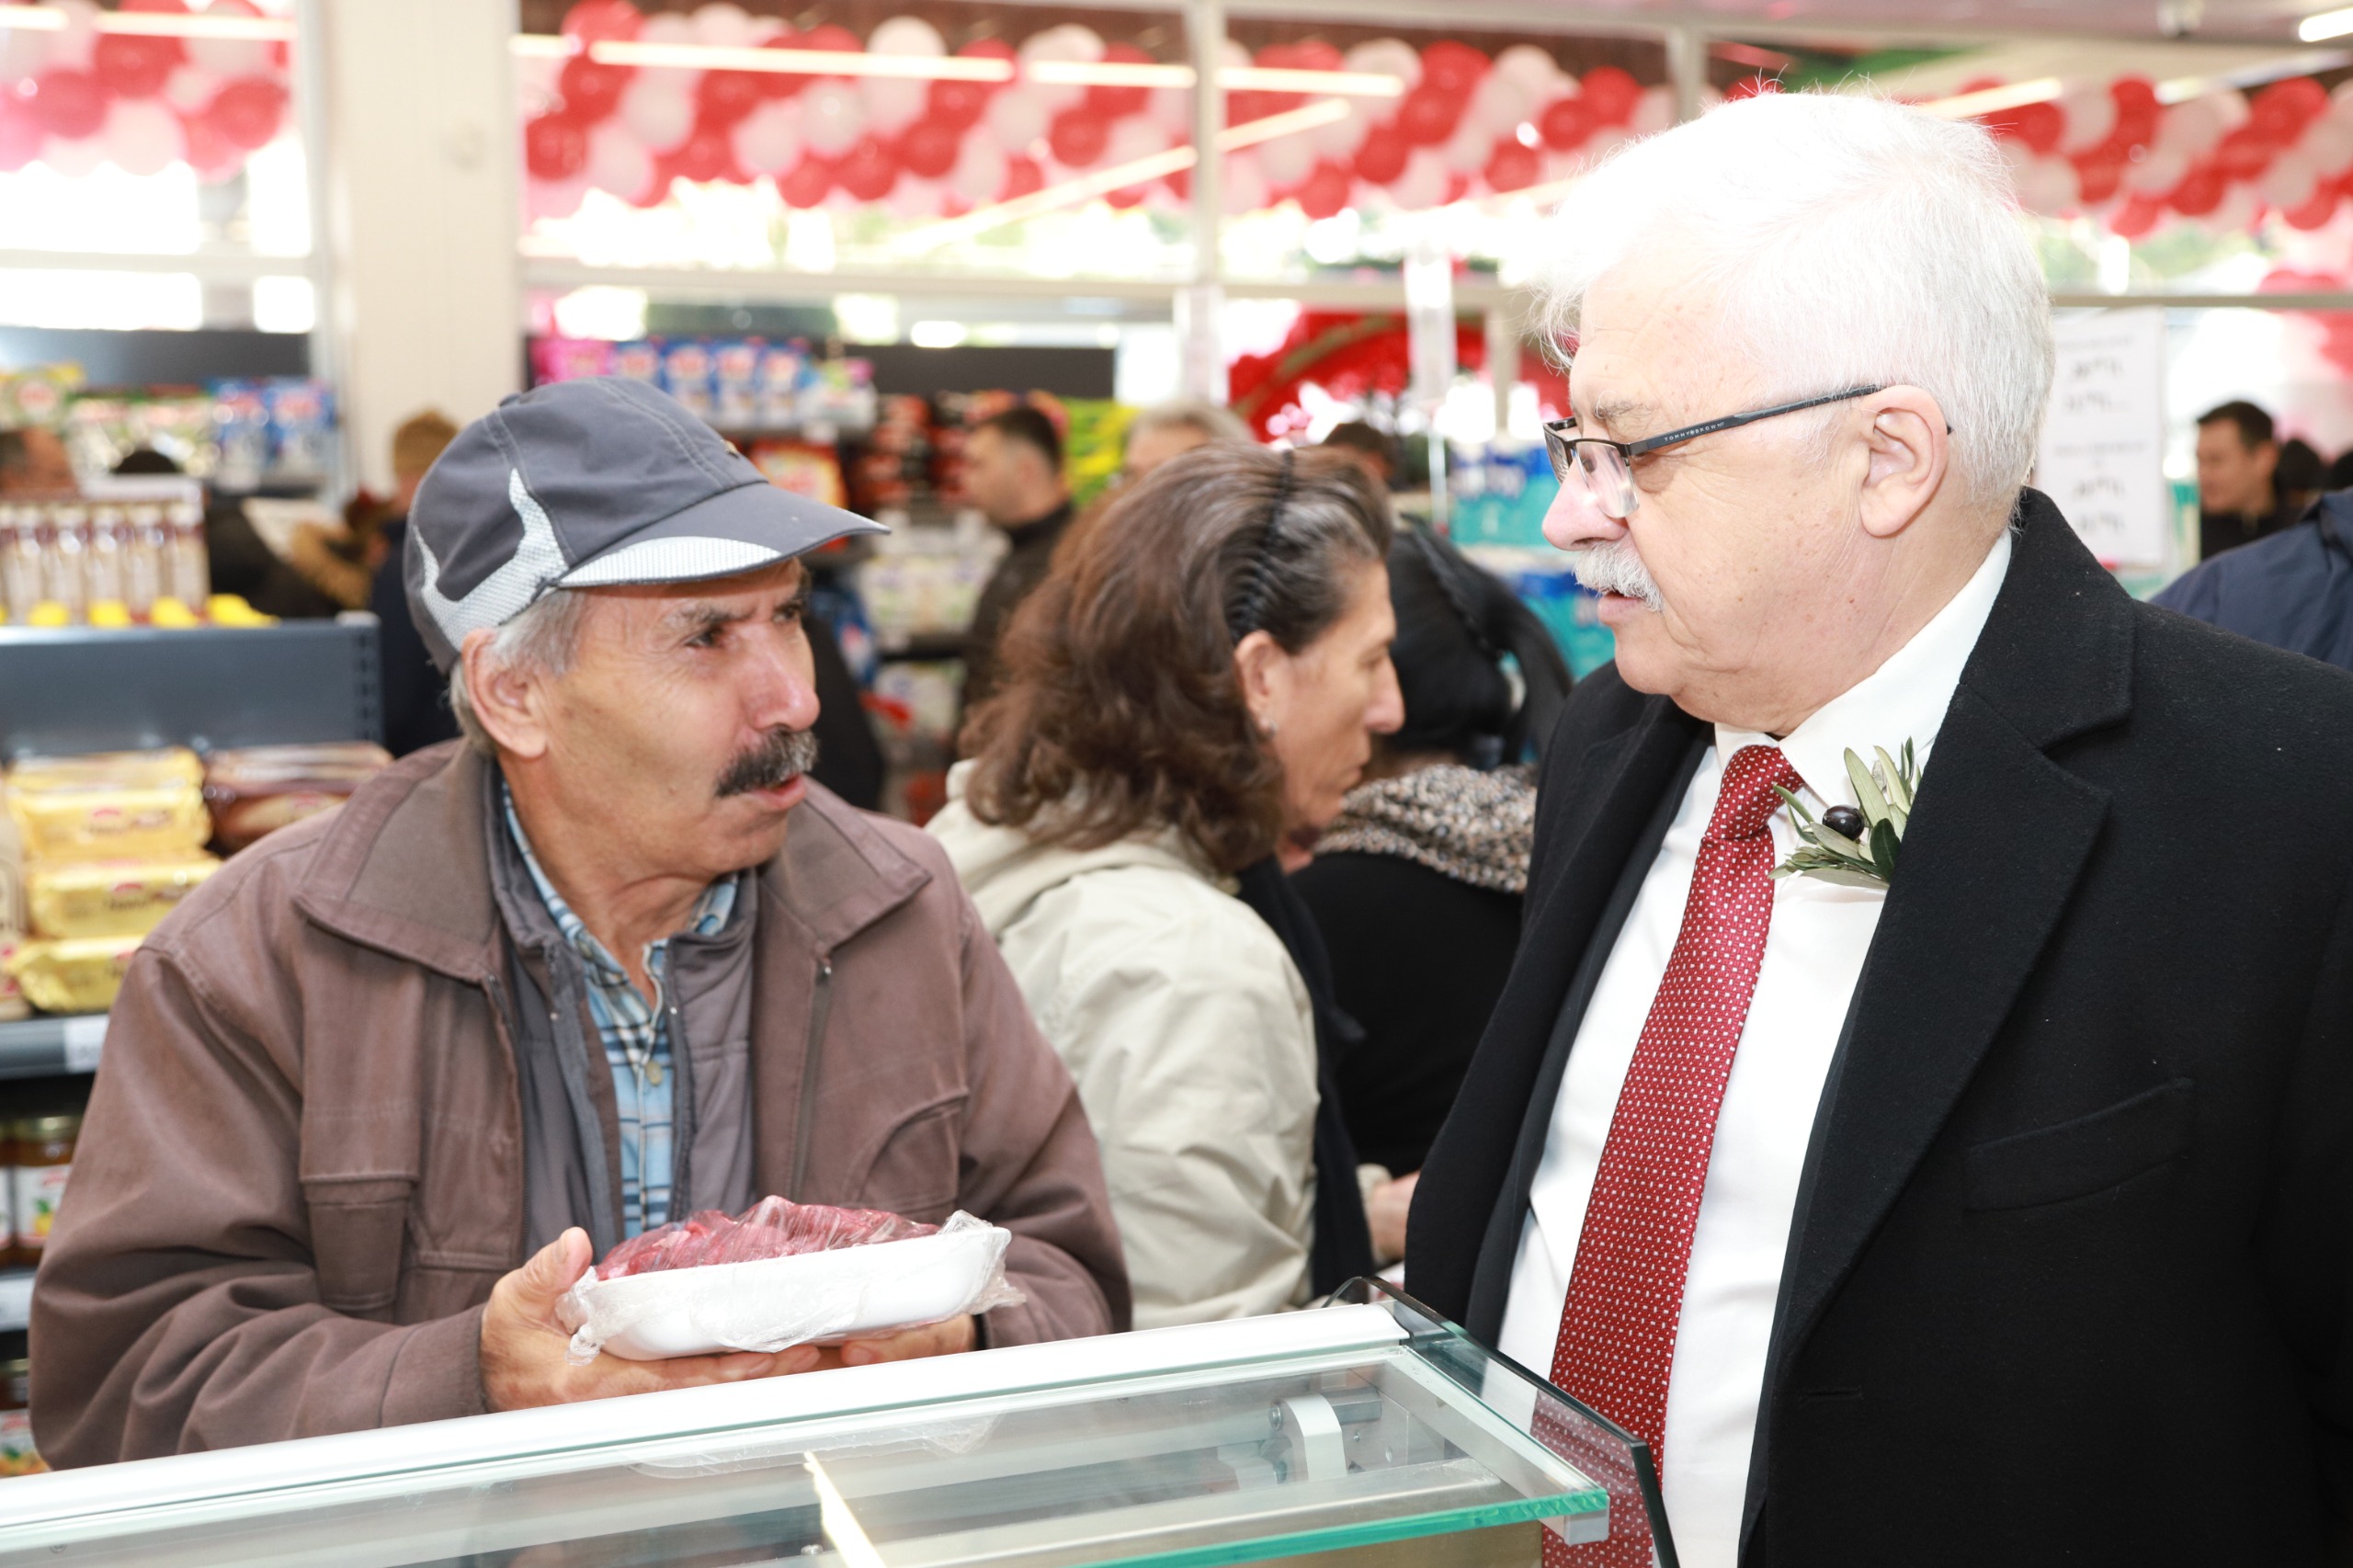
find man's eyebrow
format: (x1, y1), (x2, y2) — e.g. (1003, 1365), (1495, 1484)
(661, 601), (749, 636)
(1588, 397), (1655, 435)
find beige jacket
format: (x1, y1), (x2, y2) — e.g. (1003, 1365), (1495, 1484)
(33, 744), (1128, 1467)
(928, 771), (1316, 1329)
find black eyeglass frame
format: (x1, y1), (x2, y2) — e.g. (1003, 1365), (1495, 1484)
(1541, 382), (1888, 487)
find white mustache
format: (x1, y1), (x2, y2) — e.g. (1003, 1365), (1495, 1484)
(1566, 540), (1665, 612)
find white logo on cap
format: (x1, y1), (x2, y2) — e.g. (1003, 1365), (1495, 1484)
(415, 469), (571, 645)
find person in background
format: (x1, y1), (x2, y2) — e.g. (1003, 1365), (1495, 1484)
(958, 403), (1071, 719)
(929, 445), (1404, 1328)
(111, 447), (341, 619)
(35, 379), (1126, 1467)
(2275, 435), (2325, 517)
(2195, 400), (2299, 560)
(1321, 421), (1396, 487)
(1121, 398), (1251, 483)
(369, 411), (464, 755)
(2154, 483), (2353, 671)
(1291, 530), (1571, 1263)
(0, 426), (79, 497)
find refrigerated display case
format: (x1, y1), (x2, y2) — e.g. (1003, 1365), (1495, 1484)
(0, 1284), (1672, 1567)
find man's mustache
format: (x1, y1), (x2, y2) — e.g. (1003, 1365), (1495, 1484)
(1567, 540), (1665, 612)
(717, 727), (821, 798)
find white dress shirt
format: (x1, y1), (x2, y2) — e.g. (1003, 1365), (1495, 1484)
(1496, 530), (2012, 1568)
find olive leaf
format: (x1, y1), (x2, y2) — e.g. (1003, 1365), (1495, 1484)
(1771, 740), (1925, 890)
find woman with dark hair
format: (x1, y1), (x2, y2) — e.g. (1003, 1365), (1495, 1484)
(1292, 529), (1572, 1246)
(928, 444), (1404, 1327)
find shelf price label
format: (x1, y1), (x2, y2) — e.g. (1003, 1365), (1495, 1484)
(62, 1014), (105, 1074)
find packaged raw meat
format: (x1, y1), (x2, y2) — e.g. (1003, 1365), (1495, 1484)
(558, 1196), (1024, 1364)
(201, 743), (391, 851)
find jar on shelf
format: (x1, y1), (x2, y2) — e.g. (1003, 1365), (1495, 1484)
(10, 1114), (77, 1266)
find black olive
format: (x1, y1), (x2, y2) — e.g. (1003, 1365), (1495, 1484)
(1822, 805), (1868, 840)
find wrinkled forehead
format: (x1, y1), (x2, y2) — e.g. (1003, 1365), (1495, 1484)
(1567, 250), (1759, 431)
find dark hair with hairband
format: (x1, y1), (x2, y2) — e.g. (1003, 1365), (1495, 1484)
(1225, 448), (1297, 642)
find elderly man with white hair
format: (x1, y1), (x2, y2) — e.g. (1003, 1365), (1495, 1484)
(1411, 92), (2353, 1566)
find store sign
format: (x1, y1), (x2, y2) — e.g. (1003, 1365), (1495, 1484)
(2037, 308), (2170, 569)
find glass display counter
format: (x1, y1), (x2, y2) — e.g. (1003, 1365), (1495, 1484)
(0, 1283), (1674, 1567)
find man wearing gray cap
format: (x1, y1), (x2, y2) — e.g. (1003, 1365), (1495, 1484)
(34, 379), (1130, 1465)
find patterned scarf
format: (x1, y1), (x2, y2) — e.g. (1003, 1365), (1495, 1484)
(1312, 762), (1538, 895)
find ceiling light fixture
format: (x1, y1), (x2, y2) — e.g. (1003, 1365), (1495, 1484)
(1920, 77), (2064, 119)
(2302, 7), (2353, 42)
(0, 3), (292, 40)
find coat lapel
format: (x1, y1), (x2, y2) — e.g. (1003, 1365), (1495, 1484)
(1768, 493), (2135, 1374)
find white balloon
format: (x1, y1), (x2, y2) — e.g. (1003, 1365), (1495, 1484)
(2015, 153), (2078, 215)
(1439, 113), (1492, 175)
(40, 134), (103, 178)
(948, 131), (1006, 204)
(984, 87), (1050, 156)
(1147, 85), (1191, 136)
(800, 80), (865, 157)
(2057, 85), (2118, 154)
(886, 174), (946, 218)
(691, 3), (763, 48)
(585, 120), (653, 199)
(867, 17), (947, 59)
(515, 52), (563, 119)
(2123, 144), (2189, 196)
(732, 98), (802, 176)
(1307, 99), (1371, 161)
(1257, 130), (1314, 187)
(1221, 149), (1268, 214)
(1342, 39), (1421, 93)
(1629, 85), (1675, 137)
(1018, 25), (1101, 116)
(639, 13), (698, 46)
(46, 0), (97, 74)
(185, 2), (268, 78)
(2210, 88), (2250, 132)
(102, 99), (177, 176)
(0, 16), (51, 79)
(1467, 72), (1534, 138)
(1388, 147), (1449, 208)
(2154, 96), (2224, 158)
(2200, 180), (2260, 234)
(861, 75), (926, 137)
(160, 65), (218, 117)
(1583, 126), (1633, 165)
(618, 73), (695, 153)
(2260, 151), (2322, 209)
(1103, 115), (1168, 168)
(2302, 116), (2353, 174)
(525, 174), (590, 223)
(1493, 45), (1560, 101)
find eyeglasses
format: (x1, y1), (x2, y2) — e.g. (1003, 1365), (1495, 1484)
(1541, 384), (1886, 520)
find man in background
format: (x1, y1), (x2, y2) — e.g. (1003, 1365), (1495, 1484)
(959, 403), (1071, 718)
(1122, 399), (1249, 483)
(2196, 400), (2300, 560)
(368, 411), (463, 755)
(2155, 484), (2353, 671)
(1321, 421), (1396, 488)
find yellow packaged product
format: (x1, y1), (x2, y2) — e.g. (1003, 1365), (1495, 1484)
(4, 935), (140, 1013)
(6, 748), (210, 863)
(27, 856), (219, 940)
(7, 747), (202, 792)
(0, 801), (24, 1022)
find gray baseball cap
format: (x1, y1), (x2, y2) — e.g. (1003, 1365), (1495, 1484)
(404, 376), (883, 673)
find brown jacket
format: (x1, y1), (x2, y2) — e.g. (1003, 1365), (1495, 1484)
(32, 744), (1129, 1467)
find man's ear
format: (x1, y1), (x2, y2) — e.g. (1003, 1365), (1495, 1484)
(1856, 385), (1950, 541)
(460, 628), (552, 761)
(1232, 629), (1288, 734)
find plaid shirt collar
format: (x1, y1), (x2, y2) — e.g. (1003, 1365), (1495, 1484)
(500, 783), (739, 996)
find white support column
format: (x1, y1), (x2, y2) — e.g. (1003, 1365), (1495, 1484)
(1666, 25), (1708, 125)
(1179, 0), (1227, 404)
(305, 0), (522, 495)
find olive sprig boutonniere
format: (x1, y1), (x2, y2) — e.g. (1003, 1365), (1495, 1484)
(1770, 742), (1921, 890)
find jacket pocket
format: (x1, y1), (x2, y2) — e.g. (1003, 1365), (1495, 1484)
(854, 1097), (965, 1222)
(1964, 1078), (2195, 1212)
(301, 1176), (415, 1320)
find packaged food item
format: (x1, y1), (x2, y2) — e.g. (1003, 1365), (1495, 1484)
(10, 1112), (77, 1261)
(660, 340), (715, 420)
(265, 379), (335, 481)
(530, 336), (616, 386)
(210, 381), (272, 492)
(26, 856), (219, 940)
(610, 340), (662, 383)
(8, 749), (203, 793)
(5, 937), (139, 1013)
(0, 801), (25, 1025)
(559, 1196), (1022, 1363)
(711, 338), (762, 429)
(165, 498), (209, 607)
(6, 748), (210, 863)
(202, 743), (392, 852)
(756, 342), (809, 431)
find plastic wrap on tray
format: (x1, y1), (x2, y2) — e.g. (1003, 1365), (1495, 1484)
(4, 935), (141, 1014)
(6, 749), (209, 863)
(26, 856), (218, 940)
(558, 1197), (1024, 1364)
(202, 743), (391, 852)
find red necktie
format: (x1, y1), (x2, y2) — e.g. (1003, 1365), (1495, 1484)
(1540, 744), (1801, 1567)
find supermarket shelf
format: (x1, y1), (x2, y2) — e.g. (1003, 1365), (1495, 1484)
(0, 1016), (103, 1080)
(0, 618), (381, 758)
(0, 1269), (29, 1334)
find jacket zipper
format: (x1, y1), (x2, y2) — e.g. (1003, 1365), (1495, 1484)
(789, 956), (833, 1200)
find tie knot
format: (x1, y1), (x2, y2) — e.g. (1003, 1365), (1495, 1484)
(1710, 744), (1802, 842)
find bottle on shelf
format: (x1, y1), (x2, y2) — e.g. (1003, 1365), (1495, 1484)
(10, 1112), (76, 1267)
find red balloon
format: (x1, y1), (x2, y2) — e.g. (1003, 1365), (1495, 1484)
(2107, 191), (2165, 238)
(176, 107), (238, 179)
(2213, 124), (2277, 182)
(1296, 160), (1352, 218)
(2109, 76), (2161, 150)
(561, 0), (641, 45)
(1001, 153), (1043, 201)
(0, 98), (40, 173)
(2073, 153), (2123, 205)
(1048, 108), (1110, 167)
(92, 32), (184, 100)
(1291, 39), (1344, 73)
(2167, 163), (2226, 217)
(796, 24), (860, 63)
(559, 54), (631, 122)
(2285, 189), (2339, 230)
(524, 109), (589, 181)
(835, 135), (900, 202)
(932, 39), (1011, 128)
(1991, 100), (2063, 155)
(1537, 95), (1590, 151)
(1086, 41), (1155, 119)
(27, 71), (106, 140)
(207, 76), (287, 151)
(665, 120), (743, 185)
(777, 154), (832, 208)
(1484, 139), (1540, 192)
(1227, 89), (1280, 128)
(1578, 66), (1642, 127)
(696, 66), (764, 128)
(1398, 82), (1465, 147)
(1355, 121), (1409, 184)
(1419, 40), (1488, 97)
(2253, 77), (2328, 142)
(899, 119), (961, 180)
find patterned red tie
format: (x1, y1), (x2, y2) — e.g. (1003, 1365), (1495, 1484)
(1540, 744), (1801, 1567)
